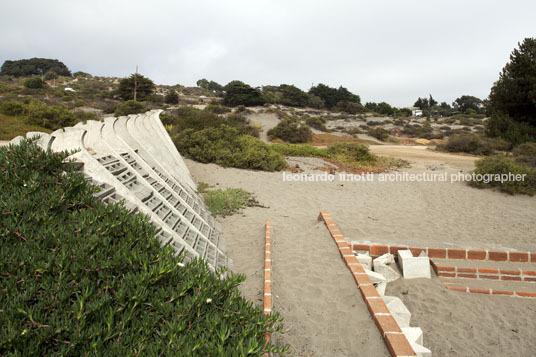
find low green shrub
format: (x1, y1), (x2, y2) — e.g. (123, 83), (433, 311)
(203, 188), (255, 216)
(367, 127), (390, 141)
(327, 142), (376, 163)
(0, 101), (25, 116)
(267, 118), (312, 143)
(438, 134), (511, 155)
(469, 155), (536, 195)
(271, 143), (330, 158)
(23, 76), (45, 89)
(114, 100), (146, 116)
(305, 116), (328, 131)
(0, 140), (287, 355)
(513, 142), (536, 167)
(175, 125), (286, 171)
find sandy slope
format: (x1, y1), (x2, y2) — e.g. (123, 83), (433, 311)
(186, 145), (536, 356)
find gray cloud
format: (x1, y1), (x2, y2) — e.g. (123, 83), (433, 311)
(1, 0), (535, 106)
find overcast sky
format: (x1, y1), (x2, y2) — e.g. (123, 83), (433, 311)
(1, 0), (535, 107)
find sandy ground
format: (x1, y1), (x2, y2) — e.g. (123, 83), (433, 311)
(185, 144), (536, 356)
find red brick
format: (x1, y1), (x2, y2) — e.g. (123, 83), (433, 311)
(531, 252), (536, 263)
(264, 270), (271, 281)
(478, 268), (499, 274)
(371, 245), (389, 256)
(469, 288), (490, 294)
(446, 284), (467, 292)
(349, 263), (366, 274)
(509, 251), (529, 262)
(409, 247), (427, 257)
(264, 294), (272, 310)
(524, 277), (536, 282)
(365, 297), (390, 315)
(500, 269), (520, 275)
(438, 272), (456, 278)
(448, 249), (467, 259)
(359, 284), (381, 298)
(344, 255), (359, 266)
(352, 244), (371, 252)
(374, 315), (402, 336)
(336, 241), (350, 249)
(479, 274), (499, 280)
(502, 276), (522, 281)
(354, 273), (372, 286)
(516, 291), (536, 298)
(264, 282), (271, 294)
(389, 246), (408, 259)
(492, 289), (514, 296)
(427, 248), (447, 258)
(523, 270), (536, 276)
(385, 333), (416, 357)
(488, 251), (508, 261)
(458, 267), (477, 273)
(467, 250), (486, 260)
(437, 266), (455, 272)
(458, 273), (477, 279)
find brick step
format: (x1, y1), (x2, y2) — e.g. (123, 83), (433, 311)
(431, 259), (536, 282)
(441, 277), (536, 297)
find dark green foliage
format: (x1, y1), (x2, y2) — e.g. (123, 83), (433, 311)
(23, 76), (45, 89)
(73, 71), (92, 78)
(486, 112), (536, 146)
(223, 81), (265, 107)
(164, 91), (179, 104)
(0, 58), (71, 77)
(279, 84), (309, 107)
(175, 125), (286, 171)
(271, 143), (330, 158)
(114, 100), (146, 117)
(305, 116), (328, 131)
(438, 134), (511, 155)
(118, 74), (156, 101)
(453, 95), (483, 113)
(165, 106), (259, 138)
(333, 101), (367, 114)
(367, 127), (390, 141)
(402, 122), (440, 139)
(308, 84), (360, 109)
(469, 155), (536, 195)
(197, 78), (224, 94)
(365, 102), (394, 116)
(489, 38), (536, 128)
(327, 142), (376, 163)
(0, 101), (25, 116)
(267, 119), (312, 143)
(205, 104), (231, 114)
(0, 140), (287, 355)
(513, 142), (536, 167)
(414, 95), (437, 110)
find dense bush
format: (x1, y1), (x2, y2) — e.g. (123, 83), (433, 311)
(164, 106), (259, 138)
(438, 134), (511, 155)
(513, 142), (536, 167)
(23, 76), (45, 89)
(327, 142), (376, 163)
(0, 101), (25, 116)
(271, 143), (330, 158)
(0, 140), (286, 355)
(1, 58), (71, 77)
(223, 81), (265, 107)
(164, 91), (179, 104)
(367, 127), (390, 141)
(486, 112), (536, 147)
(333, 101), (367, 114)
(114, 100), (146, 116)
(305, 116), (328, 131)
(175, 125), (286, 171)
(267, 119), (312, 143)
(469, 155), (536, 195)
(309, 83), (360, 109)
(0, 99), (78, 130)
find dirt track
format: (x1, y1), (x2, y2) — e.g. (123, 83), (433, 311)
(370, 145), (478, 169)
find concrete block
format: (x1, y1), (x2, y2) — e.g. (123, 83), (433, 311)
(376, 281), (387, 296)
(356, 253), (372, 270)
(398, 250), (431, 279)
(364, 268), (386, 284)
(402, 327), (423, 345)
(373, 253), (400, 282)
(409, 341), (432, 357)
(384, 296), (411, 328)
(374, 253), (395, 266)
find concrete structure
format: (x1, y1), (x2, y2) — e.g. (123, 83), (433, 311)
(374, 253), (401, 283)
(398, 250), (431, 279)
(25, 110), (228, 272)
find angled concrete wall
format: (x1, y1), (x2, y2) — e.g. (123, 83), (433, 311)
(35, 110), (228, 272)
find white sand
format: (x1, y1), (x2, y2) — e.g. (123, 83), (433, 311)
(185, 146), (536, 356)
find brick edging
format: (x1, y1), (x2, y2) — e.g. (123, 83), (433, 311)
(441, 280), (536, 298)
(352, 243), (536, 263)
(318, 211), (417, 357)
(431, 260), (536, 282)
(264, 220), (272, 348)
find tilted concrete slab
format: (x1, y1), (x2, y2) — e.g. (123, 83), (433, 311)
(398, 249), (431, 279)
